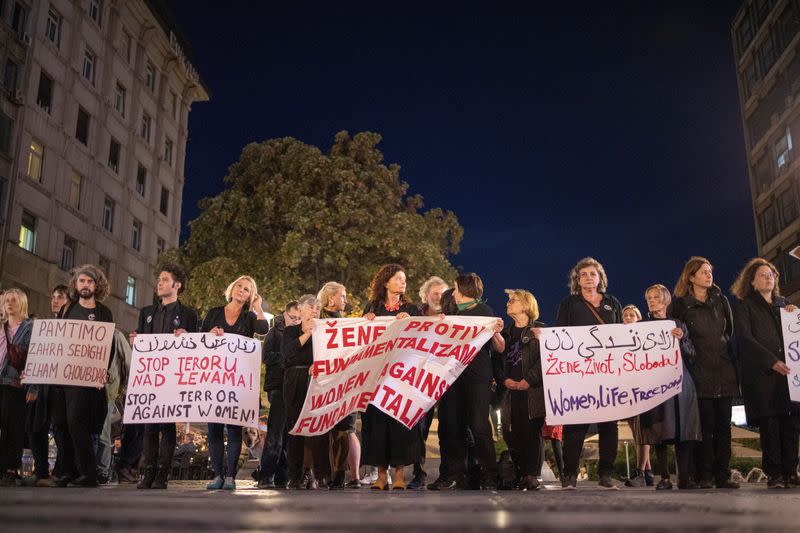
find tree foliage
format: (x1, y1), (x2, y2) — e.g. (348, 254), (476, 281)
(175, 131), (463, 316)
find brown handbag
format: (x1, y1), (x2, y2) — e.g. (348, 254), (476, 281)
(3, 322), (27, 371)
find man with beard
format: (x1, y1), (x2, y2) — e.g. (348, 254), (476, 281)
(130, 265), (198, 489)
(52, 265), (115, 487)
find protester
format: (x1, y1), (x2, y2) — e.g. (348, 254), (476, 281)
(202, 275), (269, 490)
(258, 301), (300, 489)
(95, 330), (130, 484)
(731, 258), (799, 489)
(635, 284), (702, 490)
(130, 266), (198, 489)
(283, 294), (323, 490)
(554, 257), (622, 489)
(541, 423), (564, 479)
(362, 264), (422, 490)
(496, 289), (545, 491)
(669, 257), (739, 489)
(52, 265), (116, 487)
(428, 273), (504, 490)
(0, 289), (33, 486)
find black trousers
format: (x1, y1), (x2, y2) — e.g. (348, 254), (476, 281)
(563, 421), (618, 478)
(413, 409), (436, 476)
(284, 367), (314, 482)
(655, 442), (695, 483)
(697, 397), (732, 482)
(259, 388), (288, 482)
(117, 423), (144, 470)
(142, 423), (176, 470)
(0, 385), (26, 472)
(758, 414), (800, 478)
(361, 404), (421, 468)
(50, 386), (96, 482)
(501, 395), (543, 477)
(437, 380), (496, 481)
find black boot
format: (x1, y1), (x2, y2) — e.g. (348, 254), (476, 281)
(137, 467), (155, 489)
(151, 467), (169, 489)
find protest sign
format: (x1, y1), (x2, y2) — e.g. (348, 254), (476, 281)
(123, 332), (261, 427)
(781, 308), (800, 402)
(22, 319), (114, 387)
(539, 321), (683, 425)
(290, 315), (497, 436)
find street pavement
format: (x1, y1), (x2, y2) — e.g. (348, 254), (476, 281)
(1, 480), (798, 532)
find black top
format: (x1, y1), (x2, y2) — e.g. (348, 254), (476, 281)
(363, 300), (420, 318)
(262, 314), (287, 391)
(555, 293), (622, 327)
(201, 305), (270, 337)
(137, 300), (199, 335)
(282, 323), (314, 367)
(503, 324), (527, 381)
(457, 302), (496, 384)
(59, 300), (116, 369)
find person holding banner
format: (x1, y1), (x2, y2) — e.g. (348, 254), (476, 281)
(362, 264), (422, 490)
(130, 265), (199, 490)
(555, 257), (622, 490)
(731, 258), (799, 489)
(429, 273), (504, 491)
(0, 289), (33, 486)
(202, 275), (269, 490)
(52, 265), (116, 488)
(669, 257), (739, 489)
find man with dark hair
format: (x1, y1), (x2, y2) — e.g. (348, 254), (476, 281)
(129, 265), (198, 489)
(50, 285), (69, 317)
(257, 301), (300, 489)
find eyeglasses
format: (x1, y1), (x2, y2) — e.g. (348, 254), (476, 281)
(287, 315), (301, 322)
(756, 271), (776, 280)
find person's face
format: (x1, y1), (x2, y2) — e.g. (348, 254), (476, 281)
(578, 267), (600, 292)
(506, 295), (526, 318)
(385, 271), (406, 296)
(426, 284), (447, 311)
(622, 309), (640, 324)
(299, 302), (321, 321)
(4, 293), (19, 316)
(51, 291), (68, 314)
(645, 290), (666, 315)
(330, 289), (347, 312)
(231, 279), (255, 305)
(452, 283), (469, 304)
(156, 271), (180, 299)
(689, 263), (713, 291)
(751, 265), (776, 294)
(284, 307), (301, 326)
(76, 274), (96, 299)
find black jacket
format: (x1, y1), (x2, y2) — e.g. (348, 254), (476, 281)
(136, 300), (199, 334)
(282, 323), (314, 368)
(556, 293), (622, 327)
(497, 320), (547, 420)
(734, 292), (794, 424)
(263, 314), (287, 391)
(668, 286), (739, 399)
(201, 305), (270, 337)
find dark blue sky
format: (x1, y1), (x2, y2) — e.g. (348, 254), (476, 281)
(170, 1), (755, 321)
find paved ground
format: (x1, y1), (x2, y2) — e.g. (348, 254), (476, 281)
(1, 480), (798, 532)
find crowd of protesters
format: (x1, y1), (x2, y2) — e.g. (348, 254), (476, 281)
(0, 254), (798, 492)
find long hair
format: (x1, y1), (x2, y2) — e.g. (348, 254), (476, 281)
(368, 264), (409, 305)
(731, 258), (781, 301)
(69, 264), (110, 302)
(673, 256), (711, 298)
(3, 288), (29, 320)
(568, 257), (608, 294)
(318, 281), (346, 309)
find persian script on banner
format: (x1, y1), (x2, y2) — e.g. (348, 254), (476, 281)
(124, 333), (261, 427)
(540, 321), (683, 425)
(22, 319), (115, 387)
(781, 308), (800, 402)
(290, 316), (497, 436)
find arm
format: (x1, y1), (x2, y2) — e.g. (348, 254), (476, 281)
(722, 295), (734, 340)
(556, 298), (570, 327)
(733, 300), (780, 372)
(523, 340), (543, 388)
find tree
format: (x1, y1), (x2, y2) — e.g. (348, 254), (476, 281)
(177, 131), (463, 316)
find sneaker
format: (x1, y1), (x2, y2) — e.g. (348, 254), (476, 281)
(360, 468), (378, 485)
(329, 471), (345, 490)
(655, 478), (673, 490)
(407, 472), (427, 490)
(427, 477), (458, 491)
(784, 474), (800, 488)
(598, 475), (618, 490)
(257, 478), (276, 489)
(624, 470), (645, 488)
(206, 476), (224, 490)
(560, 474), (577, 490)
(644, 469), (655, 487)
(222, 476), (236, 490)
(715, 479), (740, 489)
(768, 476), (785, 489)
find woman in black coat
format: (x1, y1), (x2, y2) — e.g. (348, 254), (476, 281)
(668, 256), (739, 489)
(731, 258), (799, 489)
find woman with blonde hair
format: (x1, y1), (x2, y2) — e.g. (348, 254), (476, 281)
(202, 275), (269, 490)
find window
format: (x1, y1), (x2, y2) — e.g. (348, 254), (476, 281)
(19, 210), (36, 253)
(102, 196), (114, 232)
(27, 139), (43, 182)
(737, 16), (755, 55)
(156, 237), (165, 256)
(76, 107), (90, 145)
(45, 7), (61, 47)
(88, 0), (102, 26)
(4, 59), (18, 93)
(758, 35), (778, 77)
(159, 186), (169, 215)
(36, 70), (53, 112)
(60, 235), (75, 271)
(140, 113), (151, 142)
(125, 276), (136, 306)
(108, 138), (120, 172)
(163, 138), (173, 166)
(121, 30), (132, 63)
(780, 187), (798, 227)
(775, 128), (793, 169)
(170, 91), (178, 121)
(135, 164), (146, 196)
(114, 82), (126, 117)
(11, 2), (27, 35)
(132, 218), (142, 251)
(0, 113), (12, 154)
(68, 170), (82, 210)
(145, 61), (156, 92)
(83, 48), (96, 85)
(761, 203), (779, 241)
(98, 256), (110, 277)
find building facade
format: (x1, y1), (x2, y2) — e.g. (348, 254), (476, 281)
(0, 0), (208, 331)
(733, 0), (800, 303)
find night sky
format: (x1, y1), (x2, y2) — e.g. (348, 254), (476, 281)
(169, 1), (755, 322)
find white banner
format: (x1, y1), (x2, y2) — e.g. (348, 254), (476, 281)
(22, 319), (114, 387)
(290, 316), (497, 436)
(540, 321), (683, 424)
(781, 308), (800, 402)
(123, 332), (261, 427)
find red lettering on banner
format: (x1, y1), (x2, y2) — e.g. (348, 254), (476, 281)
(326, 329), (339, 349)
